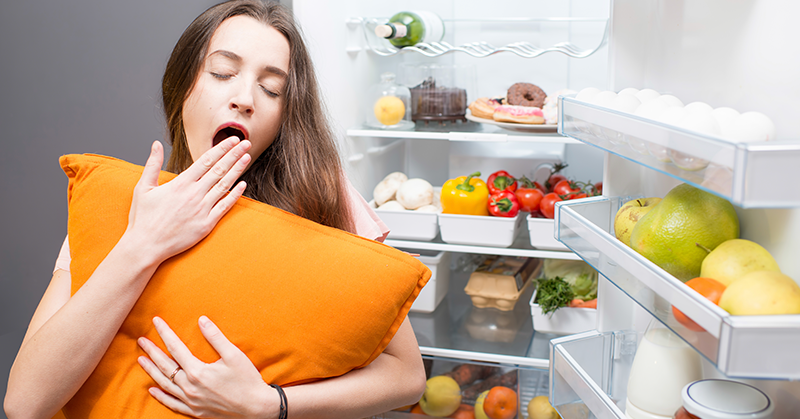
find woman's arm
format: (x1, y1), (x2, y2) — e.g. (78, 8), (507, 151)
(4, 139), (251, 419)
(137, 316), (427, 419)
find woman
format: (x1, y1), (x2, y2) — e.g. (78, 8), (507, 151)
(4, 1), (426, 418)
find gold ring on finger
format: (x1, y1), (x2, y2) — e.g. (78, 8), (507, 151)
(169, 366), (182, 382)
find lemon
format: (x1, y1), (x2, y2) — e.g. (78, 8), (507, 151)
(474, 390), (490, 419)
(719, 271), (800, 315)
(629, 184), (739, 282)
(374, 96), (405, 126)
(528, 395), (561, 419)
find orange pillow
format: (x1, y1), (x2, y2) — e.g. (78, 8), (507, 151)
(59, 154), (430, 418)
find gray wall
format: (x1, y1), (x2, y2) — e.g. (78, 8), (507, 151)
(0, 0), (218, 414)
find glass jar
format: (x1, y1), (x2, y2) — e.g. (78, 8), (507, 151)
(673, 379), (774, 419)
(365, 72), (414, 130)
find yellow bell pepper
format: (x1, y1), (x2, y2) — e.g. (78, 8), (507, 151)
(441, 171), (489, 216)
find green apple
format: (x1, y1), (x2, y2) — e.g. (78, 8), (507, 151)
(614, 197), (662, 246)
(419, 375), (462, 417)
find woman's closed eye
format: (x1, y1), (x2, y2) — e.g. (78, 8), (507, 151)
(260, 85), (279, 98)
(210, 72), (232, 80)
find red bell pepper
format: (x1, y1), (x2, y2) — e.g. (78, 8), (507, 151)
(488, 190), (520, 217)
(487, 170), (518, 195)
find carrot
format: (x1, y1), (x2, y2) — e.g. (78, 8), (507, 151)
(576, 298), (597, 309)
(569, 298), (584, 308)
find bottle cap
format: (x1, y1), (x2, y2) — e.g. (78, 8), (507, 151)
(374, 24), (395, 38)
(681, 379), (774, 419)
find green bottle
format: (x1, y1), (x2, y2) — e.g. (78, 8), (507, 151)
(374, 11), (444, 48)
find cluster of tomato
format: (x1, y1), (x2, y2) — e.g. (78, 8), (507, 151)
(487, 165), (602, 218)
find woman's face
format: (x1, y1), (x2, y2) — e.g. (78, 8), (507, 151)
(182, 15), (290, 168)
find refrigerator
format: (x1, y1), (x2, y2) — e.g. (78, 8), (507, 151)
(291, 0), (800, 418)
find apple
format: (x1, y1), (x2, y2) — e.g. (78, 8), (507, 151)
(613, 197), (661, 246)
(419, 375), (462, 417)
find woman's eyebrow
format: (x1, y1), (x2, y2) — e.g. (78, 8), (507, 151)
(208, 49), (288, 79)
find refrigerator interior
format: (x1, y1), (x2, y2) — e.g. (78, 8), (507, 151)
(293, 0), (800, 417)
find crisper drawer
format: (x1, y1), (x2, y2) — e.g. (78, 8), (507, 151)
(553, 196), (800, 379)
(369, 356), (549, 419)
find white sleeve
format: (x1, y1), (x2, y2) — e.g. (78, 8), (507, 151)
(53, 235), (71, 274)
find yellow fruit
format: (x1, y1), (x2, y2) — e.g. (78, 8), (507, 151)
(719, 271), (800, 315)
(630, 183), (739, 282)
(527, 395), (561, 419)
(374, 96), (406, 126)
(474, 390), (490, 419)
(419, 375), (462, 417)
(613, 197), (662, 246)
(700, 239), (780, 286)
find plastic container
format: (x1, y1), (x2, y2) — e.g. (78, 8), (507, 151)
(372, 203), (439, 240)
(399, 63), (475, 123)
(527, 215), (568, 250)
(529, 287), (596, 334)
(398, 248), (451, 313)
(438, 212), (525, 247)
(365, 72), (414, 130)
(675, 379), (774, 419)
(464, 256), (541, 311)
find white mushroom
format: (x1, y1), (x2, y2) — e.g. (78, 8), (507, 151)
(415, 204), (439, 213)
(376, 200), (406, 211)
(373, 172), (408, 206)
(396, 178), (434, 210)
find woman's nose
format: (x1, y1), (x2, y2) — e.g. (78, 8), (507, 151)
(230, 87), (255, 115)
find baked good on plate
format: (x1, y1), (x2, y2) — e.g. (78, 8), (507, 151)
(493, 105), (545, 124)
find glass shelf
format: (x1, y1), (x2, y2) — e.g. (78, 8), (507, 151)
(386, 224), (581, 261)
(347, 121), (579, 143)
(347, 17), (609, 59)
(554, 196), (800, 379)
(408, 259), (567, 369)
(558, 97), (800, 208)
(550, 330), (638, 419)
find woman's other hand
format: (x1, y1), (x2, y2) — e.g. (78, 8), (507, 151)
(137, 316), (277, 418)
(124, 139), (251, 265)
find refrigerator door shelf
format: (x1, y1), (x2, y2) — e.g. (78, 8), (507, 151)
(554, 196), (800, 379)
(550, 330), (639, 419)
(559, 97), (800, 208)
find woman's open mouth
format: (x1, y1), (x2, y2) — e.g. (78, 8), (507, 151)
(212, 124), (248, 146)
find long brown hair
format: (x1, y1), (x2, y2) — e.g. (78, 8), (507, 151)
(161, 0), (354, 233)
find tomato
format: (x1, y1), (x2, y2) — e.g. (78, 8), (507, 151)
(553, 179), (583, 199)
(672, 277), (727, 332)
(544, 174), (567, 193)
(514, 187), (544, 212)
(572, 192), (588, 200)
(593, 181), (603, 195)
(539, 193), (562, 219)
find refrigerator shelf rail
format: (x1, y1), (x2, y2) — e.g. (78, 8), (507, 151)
(385, 237), (580, 261)
(558, 97), (800, 208)
(346, 125), (581, 143)
(550, 330), (638, 419)
(554, 196), (800, 379)
(347, 17), (609, 58)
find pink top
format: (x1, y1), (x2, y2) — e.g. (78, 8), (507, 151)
(54, 178), (389, 273)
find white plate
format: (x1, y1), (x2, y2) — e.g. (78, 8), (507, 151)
(465, 109), (558, 134)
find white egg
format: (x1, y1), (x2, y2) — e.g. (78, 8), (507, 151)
(618, 87), (640, 96)
(656, 106), (689, 126)
(677, 113), (721, 137)
(635, 88), (661, 103)
(576, 87), (601, 102)
(730, 111), (776, 142)
(591, 90), (618, 108)
(658, 94), (684, 108)
(611, 94), (642, 114)
(711, 107), (740, 141)
(684, 102), (714, 116)
(634, 97), (670, 120)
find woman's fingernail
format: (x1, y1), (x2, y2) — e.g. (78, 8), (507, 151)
(138, 337), (145, 347)
(199, 316), (210, 328)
